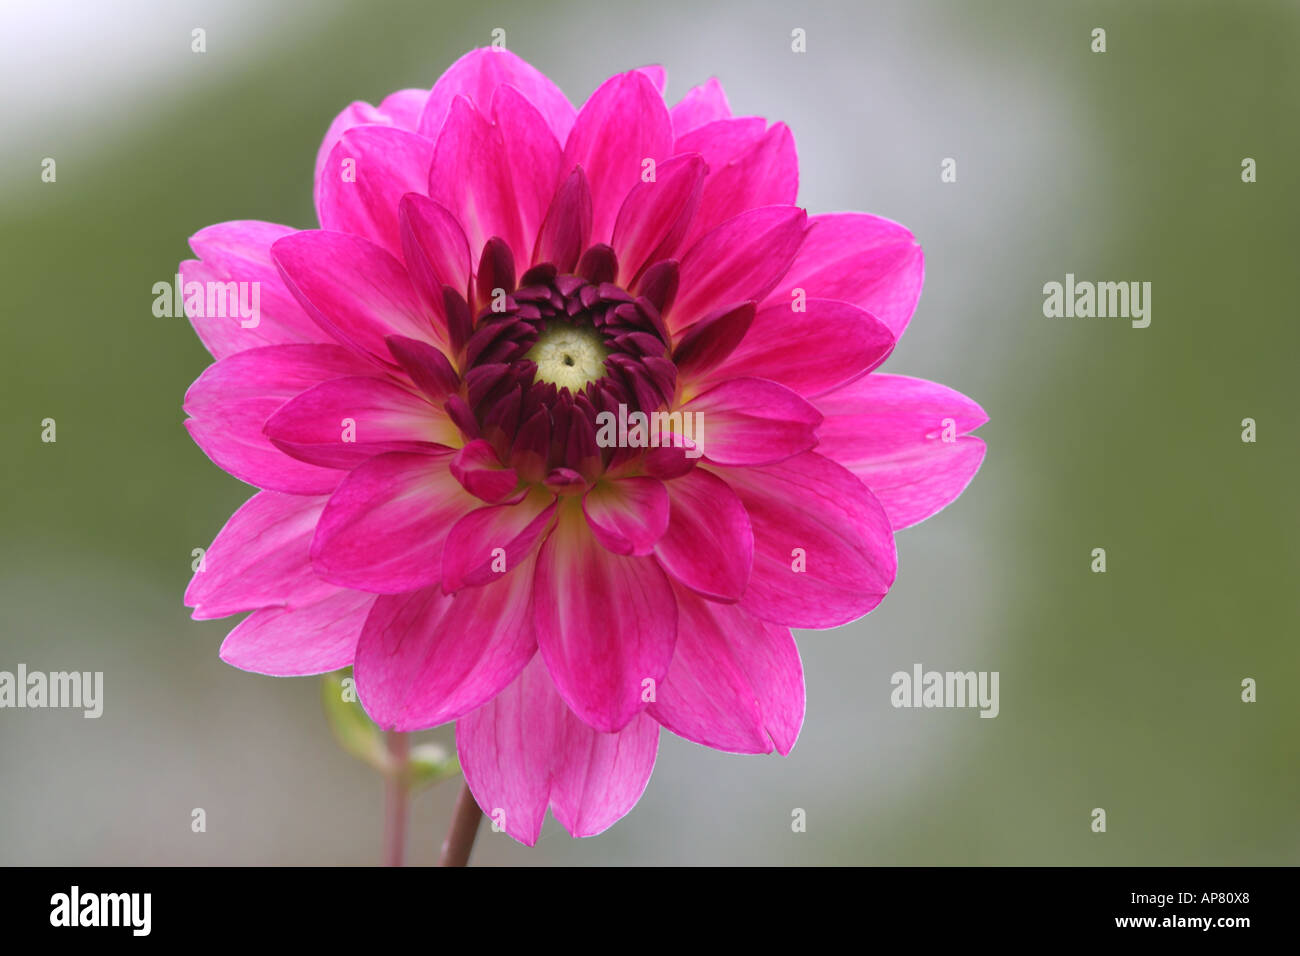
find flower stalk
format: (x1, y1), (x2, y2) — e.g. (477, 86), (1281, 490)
(320, 671), (461, 864)
(383, 731), (410, 866)
(439, 780), (484, 867)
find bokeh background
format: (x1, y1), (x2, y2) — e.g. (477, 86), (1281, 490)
(2, 0), (1296, 865)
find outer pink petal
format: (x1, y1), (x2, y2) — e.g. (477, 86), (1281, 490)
(534, 499), (677, 733)
(271, 230), (437, 365)
(311, 449), (476, 593)
(712, 452), (897, 628)
(314, 88), (427, 210)
(181, 221), (328, 359)
(674, 117), (766, 165)
(441, 487), (556, 591)
(186, 490), (333, 619)
(219, 588), (376, 677)
(635, 65), (666, 95)
(682, 377), (822, 466)
(264, 375), (456, 469)
(679, 122), (798, 251)
(766, 212), (924, 341)
(610, 153), (706, 286)
(815, 373), (988, 529)
(669, 78), (732, 137)
(653, 468), (753, 602)
(548, 706), (659, 840)
(707, 298), (895, 398)
(581, 476), (670, 556)
(563, 71), (673, 244)
(492, 85), (565, 263)
(456, 655), (660, 845)
(183, 344), (371, 494)
(648, 586), (804, 754)
(353, 553), (538, 730)
(428, 96), (528, 266)
(671, 205), (807, 333)
(317, 126), (436, 260)
(418, 48), (576, 144)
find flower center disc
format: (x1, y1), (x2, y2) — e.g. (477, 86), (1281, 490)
(455, 249), (680, 477)
(525, 323), (609, 392)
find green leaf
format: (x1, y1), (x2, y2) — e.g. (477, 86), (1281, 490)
(320, 669), (388, 773)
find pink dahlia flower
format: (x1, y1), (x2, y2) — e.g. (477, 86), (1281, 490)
(182, 49), (986, 845)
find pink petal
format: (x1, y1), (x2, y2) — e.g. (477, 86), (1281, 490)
(264, 375), (457, 469)
(610, 153), (706, 285)
(680, 122), (798, 251)
(311, 449), (475, 593)
(385, 334), (460, 399)
(186, 490), (334, 619)
(639, 435), (699, 481)
(182, 221), (328, 359)
(708, 298), (895, 398)
(491, 85), (565, 264)
(398, 194), (473, 326)
(532, 166), (592, 273)
(815, 373), (988, 529)
(183, 344), (370, 494)
(582, 476), (670, 556)
(635, 65), (667, 95)
(418, 48), (576, 144)
(711, 452), (896, 628)
(681, 377), (822, 465)
(670, 300), (756, 381)
(219, 588), (376, 677)
(534, 499), (677, 732)
(674, 116), (765, 168)
(354, 554), (538, 730)
(317, 126), (435, 260)
(271, 230), (437, 365)
(427, 96), (528, 266)
(547, 711), (658, 840)
(456, 655), (660, 845)
(442, 487), (557, 591)
(669, 78), (732, 137)
(648, 586), (804, 754)
(563, 71), (673, 244)
(671, 205), (807, 333)
(766, 212), (924, 341)
(314, 88), (427, 210)
(652, 468), (752, 602)
(449, 438), (520, 504)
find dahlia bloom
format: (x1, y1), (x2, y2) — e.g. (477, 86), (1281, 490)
(182, 49), (986, 845)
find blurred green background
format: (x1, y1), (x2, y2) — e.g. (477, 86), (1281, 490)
(1, 0), (1296, 865)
